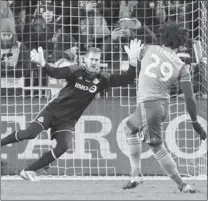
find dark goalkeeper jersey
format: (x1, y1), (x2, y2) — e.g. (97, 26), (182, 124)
(43, 63), (135, 123)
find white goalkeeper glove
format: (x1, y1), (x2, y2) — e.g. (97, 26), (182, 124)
(124, 38), (144, 66)
(30, 47), (46, 67)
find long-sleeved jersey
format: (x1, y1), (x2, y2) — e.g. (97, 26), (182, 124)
(137, 45), (191, 103)
(43, 63), (135, 122)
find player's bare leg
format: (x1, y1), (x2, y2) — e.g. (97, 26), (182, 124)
(150, 143), (195, 193)
(20, 131), (73, 181)
(122, 124), (144, 190)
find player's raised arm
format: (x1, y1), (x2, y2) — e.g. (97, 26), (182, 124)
(100, 64), (136, 88)
(30, 47), (77, 79)
(179, 66), (207, 140)
(100, 39), (144, 88)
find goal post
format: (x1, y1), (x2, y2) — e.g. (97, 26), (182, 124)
(1, 0), (207, 178)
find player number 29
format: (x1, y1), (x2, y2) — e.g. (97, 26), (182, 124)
(144, 53), (173, 82)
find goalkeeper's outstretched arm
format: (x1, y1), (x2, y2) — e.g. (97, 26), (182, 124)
(100, 64), (136, 88)
(100, 38), (144, 88)
(30, 46), (79, 79)
(43, 63), (79, 79)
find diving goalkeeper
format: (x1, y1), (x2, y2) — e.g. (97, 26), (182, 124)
(1, 39), (143, 181)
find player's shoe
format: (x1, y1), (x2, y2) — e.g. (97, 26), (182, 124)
(122, 177), (144, 190)
(179, 183), (196, 193)
(20, 169), (39, 182)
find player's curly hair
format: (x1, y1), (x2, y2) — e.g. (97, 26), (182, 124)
(159, 21), (190, 49)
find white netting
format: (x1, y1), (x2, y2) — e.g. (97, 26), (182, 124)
(1, 0), (207, 178)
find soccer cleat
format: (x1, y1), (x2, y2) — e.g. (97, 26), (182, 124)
(20, 169), (39, 182)
(122, 177), (144, 190)
(179, 183), (196, 193)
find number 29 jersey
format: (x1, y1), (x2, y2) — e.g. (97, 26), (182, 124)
(137, 45), (187, 103)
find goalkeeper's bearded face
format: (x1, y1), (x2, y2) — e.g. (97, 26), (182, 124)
(84, 52), (101, 74)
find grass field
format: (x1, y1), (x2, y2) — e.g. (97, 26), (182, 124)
(1, 179), (207, 200)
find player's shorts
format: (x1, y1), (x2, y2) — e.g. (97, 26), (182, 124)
(33, 108), (76, 140)
(126, 100), (168, 145)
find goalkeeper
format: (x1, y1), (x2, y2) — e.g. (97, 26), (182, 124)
(1, 39), (143, 181)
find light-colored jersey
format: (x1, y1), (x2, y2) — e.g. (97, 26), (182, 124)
(137, 45), (190, 103)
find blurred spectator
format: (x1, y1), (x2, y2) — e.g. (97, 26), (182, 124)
(50, 32), (78, 64)
(111, 0), (161, 60)
(193, 57), (207, 99)
(111, 1), (163, 60)
(9, 0), (38, 41)
(130, 0), (167, 43)
(163, 1), (185, 23)
(100, 0), (120, 27)
(189, 40), (207, 98)
(110, 0), (141, 51)
(111, 24), (158, 44)
(81, 1), (110, 46)
(1, 18), (31, 78)
(119, 0), (141, 29)
(22, 0), (62, 53)
(0, 0), (15, 20)
(58, 0), (80, 43)
(0, 0), (16, 34)
(79, 1), (111, 53)
(172, 39), (207, 99)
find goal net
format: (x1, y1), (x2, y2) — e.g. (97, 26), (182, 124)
(1, 0), (207, 178)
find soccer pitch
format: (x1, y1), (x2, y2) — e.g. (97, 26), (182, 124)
(1, 179), (207, 200)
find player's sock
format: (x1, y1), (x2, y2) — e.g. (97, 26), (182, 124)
(1, 123), (43, 147)
(154, 148), (184, 185)
(127, 136), (142, 178)
(25, 144), (66, 171)
(25, 150), (56, 171)
(1, 131), (19, 146)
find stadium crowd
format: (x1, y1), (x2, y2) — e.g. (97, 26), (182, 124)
(1, 0), (207, 98)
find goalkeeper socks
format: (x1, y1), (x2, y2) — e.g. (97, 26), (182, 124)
(1, 123), (43, 147)
(25, 143), (66, 171)
(154, 148), (184, 185)
(25, 150), (56, 171)
(1, 131), (19, 146)
(127, 136), (142, 177)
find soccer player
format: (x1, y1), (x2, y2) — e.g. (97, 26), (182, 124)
(1, 39), (143, 181)
(122, 22), (207, 192)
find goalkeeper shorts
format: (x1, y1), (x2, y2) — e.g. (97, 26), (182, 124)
(33, 108), (76, 140)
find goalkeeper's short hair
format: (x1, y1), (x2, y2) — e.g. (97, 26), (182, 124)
(86, 47), (101, 56)
(159, 21), (190, 50)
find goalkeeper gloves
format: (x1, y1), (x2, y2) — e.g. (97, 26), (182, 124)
(192, 121), (207, 140)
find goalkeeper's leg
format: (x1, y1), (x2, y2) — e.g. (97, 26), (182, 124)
(1, 108), (51, 147)
(24, 130), (73, 172)
(1, 122), (43, 147)
(20, 130), (73, 181)
(150, 143), (195, 193)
